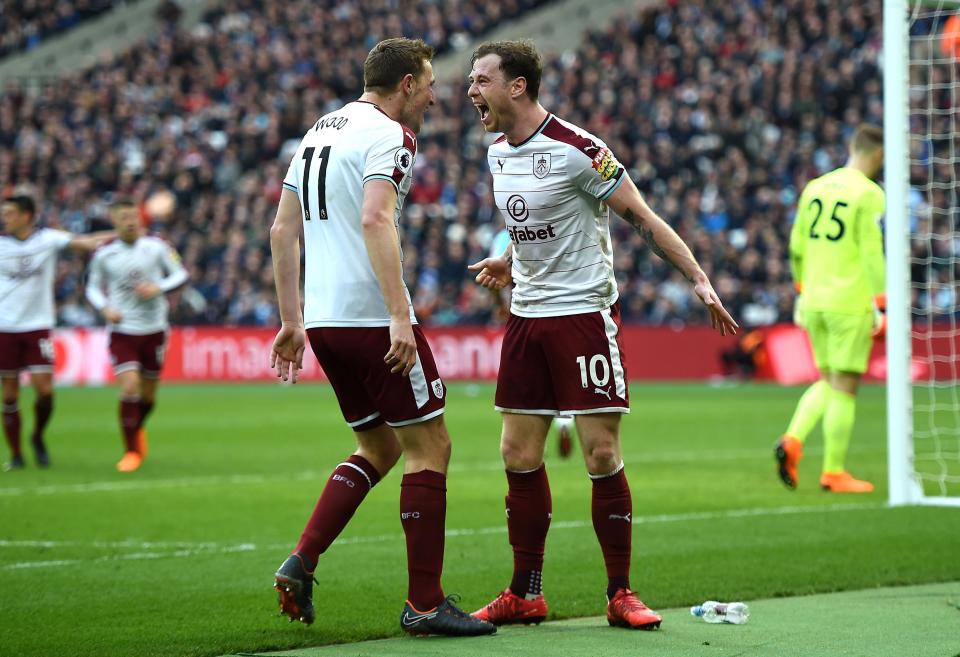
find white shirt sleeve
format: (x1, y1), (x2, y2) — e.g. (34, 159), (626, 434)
(568, 144), (626, 201)
(362, 124), (416, 192)
(85, 252), (108, 311)
(282, 152), (299, 193)
(46, 228), (73, 251)
(156, 242), (189, 292)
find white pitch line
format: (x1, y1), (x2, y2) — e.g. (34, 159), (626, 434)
(0, 470), (322, 497)
(0, 445), (883, 498)
(1, 502), (884, 571)
(0, 539), (224, 550)
(4, 543), (258, 570)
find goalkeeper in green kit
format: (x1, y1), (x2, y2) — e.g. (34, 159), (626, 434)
(775, 124), (886, 493)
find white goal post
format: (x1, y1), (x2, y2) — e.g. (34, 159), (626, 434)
(885, 0), (960, 506)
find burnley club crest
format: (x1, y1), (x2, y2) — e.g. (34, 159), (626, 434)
(533, 153), (551, 179)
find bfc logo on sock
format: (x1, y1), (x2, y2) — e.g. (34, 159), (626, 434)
(332, 474), (355, 488)
(401, 511), (421, 520)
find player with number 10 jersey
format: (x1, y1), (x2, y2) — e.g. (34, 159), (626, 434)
(466, 40), (737, 631)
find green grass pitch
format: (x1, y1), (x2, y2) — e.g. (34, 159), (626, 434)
(0, 382), (958, 657)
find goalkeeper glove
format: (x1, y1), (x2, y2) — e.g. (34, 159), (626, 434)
(872, 293), (887, 339)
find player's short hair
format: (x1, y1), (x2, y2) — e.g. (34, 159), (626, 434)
(363, 38), (435, 93)
(110, 196), (137, 211)
(4, 195), (35, 218)
(851, 123), (884, 154)
(472, 40), (542, 101)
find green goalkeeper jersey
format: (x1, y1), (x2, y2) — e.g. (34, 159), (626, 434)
(789, 166), (885, 314)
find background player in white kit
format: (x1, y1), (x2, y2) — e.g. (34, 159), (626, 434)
(268, 38), (494, 637)
(466, 41), (738, 630)
(1, 195), (112, 471)
(85, 199), (188, 473)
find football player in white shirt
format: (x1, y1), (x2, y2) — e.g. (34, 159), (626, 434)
(1, 195), (112, 471)
(268, 38), (494, 638)
(466, 41), (738, 629)
(86, 199), (188, 473)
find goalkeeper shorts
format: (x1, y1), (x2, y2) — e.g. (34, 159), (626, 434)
(803, 310), (874, 374)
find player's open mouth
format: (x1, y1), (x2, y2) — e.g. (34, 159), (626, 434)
(474, 102), (490, 122)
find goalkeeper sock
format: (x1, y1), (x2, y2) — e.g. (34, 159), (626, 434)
(294, 454), (381, 567)
(400, 469), (447, 611)
(590, 463), (632, 600)
(506, 465), (552, 598)
(785, 380), (830, 443)
(823, 388), (856, 473)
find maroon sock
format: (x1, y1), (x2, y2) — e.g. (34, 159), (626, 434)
(591, 464), (632, 599)
(400, 469), (446, 610)
(137, 400), (154, 430)
(32, 394), (53, 441)
(293, 454), (382, 569)
(2, 399), (21, 458)
(119, 398), (141, 452)
(506, 465), (551, 598)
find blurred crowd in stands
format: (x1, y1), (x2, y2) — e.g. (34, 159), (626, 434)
(1, 0), (950, 329)
(0, 0), (128, 58)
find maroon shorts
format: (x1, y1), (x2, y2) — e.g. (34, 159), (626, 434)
(0, 330), (55, 376)
(307, 325), (445, 431)
(495, 302), (629, 415)
(109, 331), (168, 378)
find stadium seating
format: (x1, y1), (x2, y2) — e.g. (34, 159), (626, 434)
(0, 0), (889, 328)
(0, 0), (129, 59)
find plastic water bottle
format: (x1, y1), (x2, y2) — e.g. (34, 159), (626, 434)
(690, 601), (749, 624)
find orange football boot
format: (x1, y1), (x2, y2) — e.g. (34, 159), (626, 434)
(775, 436), (803, 489)
(472, 588), (548, 625)
(116, 450), (143, 473)
(606, 589), (662, 629)
(820, 471), (874, 493)
(134, 428), (148, 458)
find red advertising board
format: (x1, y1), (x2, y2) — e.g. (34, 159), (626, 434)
(46, 325), (957, 385)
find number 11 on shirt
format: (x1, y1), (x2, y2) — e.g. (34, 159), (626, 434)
(301, 145), (331, 221)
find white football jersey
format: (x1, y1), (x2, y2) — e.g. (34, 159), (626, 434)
(283, 101), (418, 327)
(488, 114), (626, 317)
(85, 236), (188, 335)
(0, 228), (72, 332)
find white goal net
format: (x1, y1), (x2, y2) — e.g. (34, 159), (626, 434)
(887, 0), (960, 505)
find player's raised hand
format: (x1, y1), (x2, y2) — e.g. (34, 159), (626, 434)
(693, 278), (739, 337)
(385, 316), (417, 376)
(271, 324), (305, 383)
(468, 256), (512, 290)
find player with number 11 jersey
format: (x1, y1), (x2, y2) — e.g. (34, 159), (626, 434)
(282, 102), (418, 328)
(269, 38), (495, 638)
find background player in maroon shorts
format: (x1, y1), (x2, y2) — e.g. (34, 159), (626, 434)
(0, 195), (112, 471)
(85, 199), (188, 473)
(467, 41), (738, 630)
(269, 38), (494, 637)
